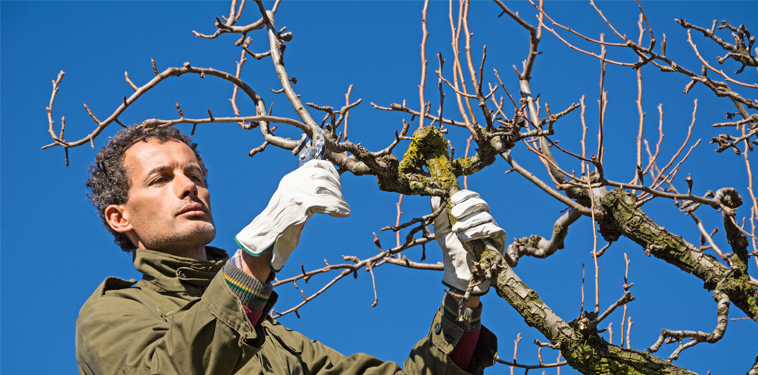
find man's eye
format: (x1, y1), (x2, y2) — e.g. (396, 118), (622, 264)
(189, 174), (204, 184)
(150, 176), (168, 185)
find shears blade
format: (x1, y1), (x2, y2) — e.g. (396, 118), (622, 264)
(294, 127), (326, 167)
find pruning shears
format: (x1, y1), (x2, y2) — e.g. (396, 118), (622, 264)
(294, 126), (326, 167)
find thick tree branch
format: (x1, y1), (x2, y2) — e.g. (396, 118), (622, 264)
(597, 189), (758, 322)
(478, 248), (694, 374)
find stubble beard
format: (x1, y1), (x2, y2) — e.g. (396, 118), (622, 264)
(135, 216), (217, 259)
(157, 222), (216, 257)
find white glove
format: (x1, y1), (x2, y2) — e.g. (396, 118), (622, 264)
(235, 160), (350, 272)
(432, 190), (506, 295)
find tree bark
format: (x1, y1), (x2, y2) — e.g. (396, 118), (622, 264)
(597, 189), (758, 322)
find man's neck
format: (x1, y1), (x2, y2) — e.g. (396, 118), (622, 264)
(139, 244), (208, 261)
(187, 246), (208, 261)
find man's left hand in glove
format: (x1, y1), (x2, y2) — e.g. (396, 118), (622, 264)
(432, 190), (507, 296)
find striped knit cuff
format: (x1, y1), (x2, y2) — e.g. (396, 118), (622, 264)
(442, 293), (482, 333)
(229, 249), (244, 269)
(223, 261), (273, 312)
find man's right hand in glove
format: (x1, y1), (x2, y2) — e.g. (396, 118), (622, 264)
(235, 160), (350, 281)
(432, 190), (507, 296)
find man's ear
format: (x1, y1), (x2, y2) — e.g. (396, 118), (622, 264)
(104, 205), (133, 233)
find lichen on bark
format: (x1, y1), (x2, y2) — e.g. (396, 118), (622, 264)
(450, 130), (498, 176)
(597, 189), (758, 322)
(718, 191), (758, 320)
(373, 125), (499, 197)
(564, 335), (696, 375)
(597, 190), (725, 288)
(478, 247), (695, 375)
(375, 125), (458, 196)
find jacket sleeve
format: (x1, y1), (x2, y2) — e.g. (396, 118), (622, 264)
(266, 306), (498, 375)
(76, 273), (260, 375)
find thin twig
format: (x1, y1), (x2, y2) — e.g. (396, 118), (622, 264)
(272, 235), (441, 318)
(395, 195), (404, 248)
(419, 0), (430, 129)
(344, 85), (353, 142)
(620, 253), (631, 346)
(588, 175), (600, 314)
(463, 136), (473, 189)
(511, 333), (521, 375)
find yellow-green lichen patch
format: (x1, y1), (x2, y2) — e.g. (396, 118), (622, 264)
(392, 126), (459, 196)
(562, 334), (694, 375)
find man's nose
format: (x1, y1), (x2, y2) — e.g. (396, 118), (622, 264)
(177, 173), (199, 199)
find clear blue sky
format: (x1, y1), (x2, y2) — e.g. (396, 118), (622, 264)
(2, 1), (757, 374)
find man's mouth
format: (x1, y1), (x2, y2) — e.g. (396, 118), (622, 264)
(177, 203), (207, 217)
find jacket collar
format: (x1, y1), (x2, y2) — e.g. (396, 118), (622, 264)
(133, 247), (228, 294)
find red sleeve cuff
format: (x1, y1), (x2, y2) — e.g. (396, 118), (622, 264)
(450, 328), (480, 372)
(242, 305), (264, 326)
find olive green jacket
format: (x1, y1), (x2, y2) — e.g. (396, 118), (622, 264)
(76, 248), (497, 375)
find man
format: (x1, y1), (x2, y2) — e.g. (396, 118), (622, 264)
(76, 125), (506, 375)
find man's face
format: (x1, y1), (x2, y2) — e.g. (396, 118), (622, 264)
(108, 139), (215, 256)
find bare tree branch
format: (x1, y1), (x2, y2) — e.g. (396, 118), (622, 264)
(645, 291), (729, 361)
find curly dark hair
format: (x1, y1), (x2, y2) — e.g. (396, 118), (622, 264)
(86, 125), (208, 252)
